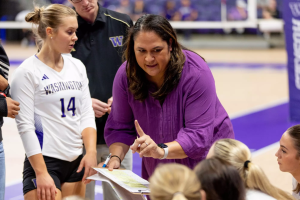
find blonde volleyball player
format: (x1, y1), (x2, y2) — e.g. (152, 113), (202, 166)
(11, 4), (97, 200)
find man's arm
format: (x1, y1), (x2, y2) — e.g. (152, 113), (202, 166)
(0, 75), (8, 92)
(0, 43), (10, 93)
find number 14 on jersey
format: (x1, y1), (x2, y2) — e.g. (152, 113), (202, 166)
(60, 97), (76, 117)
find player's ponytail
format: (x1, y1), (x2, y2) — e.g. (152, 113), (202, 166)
(245, 161), (293, 200)
(213, 139), (294, 200)
(172, 192), (188, 200)
(149, 163), (202, 200)
(25, 6), (44, 24)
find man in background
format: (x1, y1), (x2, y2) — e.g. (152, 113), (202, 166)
(69, 0), (133, 200)
(0, 43), (20, 200)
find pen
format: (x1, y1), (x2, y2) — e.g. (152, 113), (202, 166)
(102, 153), (112, 168)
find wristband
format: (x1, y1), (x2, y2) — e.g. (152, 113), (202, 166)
(111, 155), (121, 164)
(0, 92), (6, 97)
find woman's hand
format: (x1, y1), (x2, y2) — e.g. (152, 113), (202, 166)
(97, 156), (121, 171)
(130, 120), (165, 159)
(36, 172), (57, 200)
(77, 152), (97, 184)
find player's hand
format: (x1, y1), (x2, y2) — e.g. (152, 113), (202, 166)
(91, 98), (109, 118)
(6, 97), (20, 118)
(107, 97), (113, 114)
(130, 120), (164, 159)
(36, 172), (57, 200)
(77, 151), (97, 184)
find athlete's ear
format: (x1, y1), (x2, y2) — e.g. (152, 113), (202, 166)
(46, 27), (54, 39)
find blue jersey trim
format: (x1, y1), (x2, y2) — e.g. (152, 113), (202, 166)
(34, 114), (44, 149)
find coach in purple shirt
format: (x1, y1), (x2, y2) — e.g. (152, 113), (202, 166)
(103, 14), (234, 181)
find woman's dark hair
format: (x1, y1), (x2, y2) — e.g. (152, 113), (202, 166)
(123, 14), (186, 102)
(286, 125), (300, 193)
(194, 158), (246, 200)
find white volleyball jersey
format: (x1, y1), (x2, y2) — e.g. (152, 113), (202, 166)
(11, 54), (96, 162)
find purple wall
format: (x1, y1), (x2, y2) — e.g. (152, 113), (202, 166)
(284, 0), (300, 121)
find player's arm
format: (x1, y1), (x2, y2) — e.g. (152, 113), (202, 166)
(27, 154), (57, 200)
(11, 66), (56, 200)
(78, 127), (97, 184)
(77, 61), (97, 183)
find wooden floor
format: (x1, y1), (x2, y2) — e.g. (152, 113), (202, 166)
(2, 44), (292, 194)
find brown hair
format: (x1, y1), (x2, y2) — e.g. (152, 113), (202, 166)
(123, 14), (186, 102)
(149, 163), (202, 200)
(286, 125), (300, 193)
(25, 4), (76, 50)
(212, 139), (294, 200)
(194, 158), (246, 200)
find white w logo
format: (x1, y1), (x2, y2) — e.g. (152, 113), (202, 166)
(290, 2), (300, 17)
(109, 36), (124, 47)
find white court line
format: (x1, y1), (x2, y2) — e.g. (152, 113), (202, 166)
(95, 185), (103, 194)
(229, 98), (288, 119)
(5, 179), (22, 187)
(229, 98), (286, 158)
(9, 195), (24, 200)
(252, 142), (280, 158)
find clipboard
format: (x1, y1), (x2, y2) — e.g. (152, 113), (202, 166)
(87, 168), (150, 199)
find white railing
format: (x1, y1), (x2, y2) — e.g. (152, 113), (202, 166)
(0, 1), (283, 33)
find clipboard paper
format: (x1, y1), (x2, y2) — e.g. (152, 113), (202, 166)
(89, 168), (150, 195)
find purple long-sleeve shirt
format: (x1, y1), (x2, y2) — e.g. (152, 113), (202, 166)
(105, 50), (234, 180)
